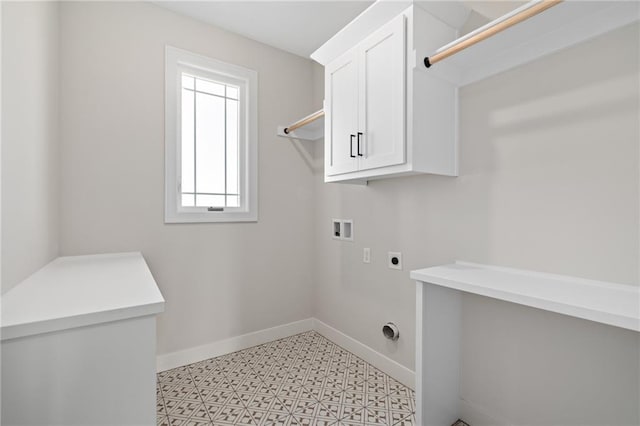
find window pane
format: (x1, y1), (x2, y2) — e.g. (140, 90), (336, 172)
(226, 86), (239, 100)
(179, 74), (243, 211)
(182, 74), (194, 89)
(181, 193), (195, 207)
(226, 99), (239, 196)
(196, 194), (225, 207)
(196, 78), (225, 97)
(195, 92), (226, 195)
(167, 49), (256, 223)
(181, 88), (195, 195)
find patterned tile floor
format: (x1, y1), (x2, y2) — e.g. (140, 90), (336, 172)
(157, 331), (416, 425)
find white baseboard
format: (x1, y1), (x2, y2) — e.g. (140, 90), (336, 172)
(156, 318), (314, 372)
(311, 318), (415, 389)
(156, 317), (416, 391)
(459, 398), (509, 426)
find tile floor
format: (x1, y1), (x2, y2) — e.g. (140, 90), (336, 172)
(157, 331), (416, 425)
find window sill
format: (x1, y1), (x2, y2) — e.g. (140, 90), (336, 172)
(164, 211), (258, 224)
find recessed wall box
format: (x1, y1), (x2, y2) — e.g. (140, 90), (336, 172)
(332, 219), (341, 240)
(342, 220), (353, 241)
(332, 219), (354, 241)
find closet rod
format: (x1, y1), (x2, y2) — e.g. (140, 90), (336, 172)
(284, 110), (325, 134)
(424, 0), (562, 68)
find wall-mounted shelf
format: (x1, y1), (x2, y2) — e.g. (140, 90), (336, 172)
(424, 0), (640, 87)
(412, 261), (639, 332)
(411, 261), (639, 425)
(277, 109), (324, 141)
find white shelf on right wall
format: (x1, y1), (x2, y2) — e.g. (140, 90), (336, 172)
(425, 0), (640, 87)
(410, 261), (639, 425)
(411, 261), (639, 331)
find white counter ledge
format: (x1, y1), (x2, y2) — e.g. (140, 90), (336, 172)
(411, 262), (640, 425)
(1, 252), (165, 341)
(411, 261), (639, 332)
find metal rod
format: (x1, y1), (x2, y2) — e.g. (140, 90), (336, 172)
(284, 109), (325, 134)
(424, 0), (562, 68)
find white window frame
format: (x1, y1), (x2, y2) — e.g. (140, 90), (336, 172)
(165, 46), (258, 223)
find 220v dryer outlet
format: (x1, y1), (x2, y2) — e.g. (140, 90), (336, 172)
(388, 252), (402, 270)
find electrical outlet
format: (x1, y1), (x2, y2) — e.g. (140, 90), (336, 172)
(363, 248), (371, 263)
(388, 252), (402, 270)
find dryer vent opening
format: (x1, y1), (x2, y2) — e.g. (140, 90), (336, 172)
(382, 323), (399, 341)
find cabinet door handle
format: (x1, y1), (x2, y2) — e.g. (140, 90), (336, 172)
(357, 132), (363, 156)
(350, 134), (356, 158)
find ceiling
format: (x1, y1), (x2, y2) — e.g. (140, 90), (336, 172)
(154, 1), (526, 59)
(154, 1), (374, 57)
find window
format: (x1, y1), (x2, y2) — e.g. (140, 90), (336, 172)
(165, 46), (257, 223)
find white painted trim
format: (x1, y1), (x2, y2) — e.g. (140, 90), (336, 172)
(460, 398), (510, 426)
(414, 283), (424, 426)
(311, 318), (415, 389)
(0, 4), (3, 421)
(156, 318), (313, 372)
(156, 317), (416, 391)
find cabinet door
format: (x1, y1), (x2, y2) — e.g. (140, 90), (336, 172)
(358, 14), (406, 171)
(325, 50), (359, 176)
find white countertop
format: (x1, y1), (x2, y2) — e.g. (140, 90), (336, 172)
(1, 252), (165, 341)
(411, 262), (640, 332)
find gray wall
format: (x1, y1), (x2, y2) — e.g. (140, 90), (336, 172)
(312, 23), (639, 425)
(1, 2), (60, 293)
(58, 2), (317, 356)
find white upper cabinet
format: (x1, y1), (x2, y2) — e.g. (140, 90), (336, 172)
(314, 3), (462, 183)
(358, 15), (406, 172)
(326, 14), (405, 177)
(325, 50), (358, 175)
